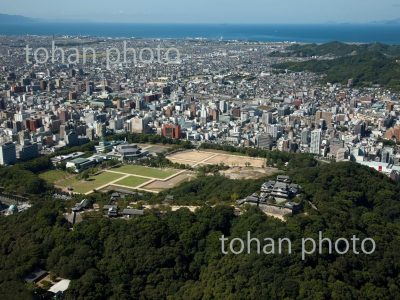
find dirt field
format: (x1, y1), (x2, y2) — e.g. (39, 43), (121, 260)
(206, 154), (265, 168)
(221, 166), (279, 180)
(141, 171), (196, 192)
(168, 150), (216, 163)
(167, 150), (266, 168)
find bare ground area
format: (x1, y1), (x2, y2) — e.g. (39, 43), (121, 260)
(141, 171), (196, 192)
(221, 166), (279, 180)
(167, 150), (266, 168)
(167, 150), (215, 163)
(206, 154), (265, 168)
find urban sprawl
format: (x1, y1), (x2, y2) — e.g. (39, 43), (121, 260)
(0, 36), (399, 180)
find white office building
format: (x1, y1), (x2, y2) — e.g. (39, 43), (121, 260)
(310, 129), (322, 155)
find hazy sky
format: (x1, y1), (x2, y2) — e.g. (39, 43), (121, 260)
(1, 0), (399, 23)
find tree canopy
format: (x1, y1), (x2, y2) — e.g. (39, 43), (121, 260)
(0, 161), (399, 299)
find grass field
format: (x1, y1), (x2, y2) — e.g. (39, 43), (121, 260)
(39, 170), (70, 183)
(114, 176), (150, 188)
(61, 172), (125, 194)
(44, 164), (181, 194)
(112, 165), (177, 179)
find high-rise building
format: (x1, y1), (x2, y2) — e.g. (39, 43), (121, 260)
(381, 147), (394, 164)
(162, 86), (171, 96)
(310, 129), (322, 155)
(211, 109), (219, 122)
(129, 117), (148, 134)
(109, 118), (124, 131)
(301, 128), (310, 145)
(189, 103), (196, 119)
(65, 131), (79, 146)
(58, 109), (69, 123)
(68, 91), (77, 100)
(387, 102), (395, 112)
(162, 124), (181, 139)
(39, 80), (47, 91)
(136, 98), (144, 110)
(95, 122), (106, 138)
(18, 130), (30, 145)
(13, 121), (22, 132)
(262, 111), (273, 125)
(329, 138), (344, 157)
(86, 127), (95, 141)
(18, 141), (39, 161)
(232, 107), (241, 118)
(165, 106), (173, 118)
(55, 79), (62, 88)
(315, 111), (332, 127)
(85, 81), (93, 95)
(0, 142), (16, 165)
(14, 111), (28, 122)
(59, 124), (67, 139)
(257, 134), (273, 150)
(266, 124), (282, 140)
(354, 121), (366, 137)
(219, 100), (227, 113)
(0, 97), (6, 110)
(278, 106), (290, 117)
(26, 118), (42, 132)
(200, 105), (208, 124)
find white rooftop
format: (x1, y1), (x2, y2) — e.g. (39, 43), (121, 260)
(48, 279), (71, 294)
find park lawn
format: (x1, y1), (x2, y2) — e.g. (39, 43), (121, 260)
(39, 170), (70, 184)
(113, 165), (177, 179)
(61, 172), (125, 194)
(114, 176), (150, 188)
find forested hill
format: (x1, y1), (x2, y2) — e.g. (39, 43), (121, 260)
(270, 41), (400, 57)
(0, 161), (400, 299)
(272, 42), (400, 90)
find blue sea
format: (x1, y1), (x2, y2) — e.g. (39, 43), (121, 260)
(1, 23), (400, 44)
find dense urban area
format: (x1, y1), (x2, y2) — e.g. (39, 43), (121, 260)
(1, 38), (400, 177)
(0, 36), (400, 299)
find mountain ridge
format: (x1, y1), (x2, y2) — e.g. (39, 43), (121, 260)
(0, 13), (36, 24)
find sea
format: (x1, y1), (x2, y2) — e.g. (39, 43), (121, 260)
(0, 23), (400, 44)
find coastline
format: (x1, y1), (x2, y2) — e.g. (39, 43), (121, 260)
(0, 23), (400, 44)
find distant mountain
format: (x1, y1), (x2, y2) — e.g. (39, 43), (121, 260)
(0, 13), (35, 24)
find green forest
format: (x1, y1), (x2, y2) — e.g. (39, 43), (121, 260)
(272, 42), (400, 90)
(1, 159), (400, 299)
(270, 41), (400, 57)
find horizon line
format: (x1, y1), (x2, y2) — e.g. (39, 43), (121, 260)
(13, 20), (400, 26)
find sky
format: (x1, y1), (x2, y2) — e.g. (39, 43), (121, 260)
(1, 0), (400, 24)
